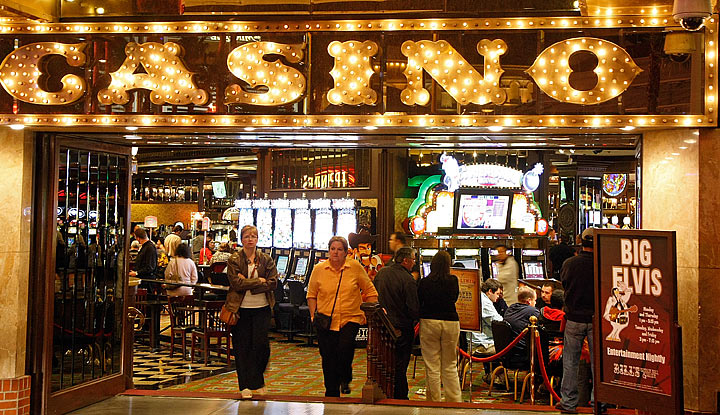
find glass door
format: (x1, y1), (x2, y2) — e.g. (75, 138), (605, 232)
(43, 141), (132, 414)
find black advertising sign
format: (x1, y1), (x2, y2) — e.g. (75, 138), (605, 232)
(594, 229), (683, 414)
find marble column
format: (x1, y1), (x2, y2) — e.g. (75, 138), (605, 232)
(642, 128), (720, 413)
(0, 128), (33, 378)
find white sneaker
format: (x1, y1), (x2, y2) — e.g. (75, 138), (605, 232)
(240, 389), (253, 399)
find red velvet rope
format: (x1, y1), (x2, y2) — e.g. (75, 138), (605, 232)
(457, 328), (529, 363)
(534, 333), (562, 403)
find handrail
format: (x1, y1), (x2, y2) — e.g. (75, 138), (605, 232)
(361, 302), (399, 403)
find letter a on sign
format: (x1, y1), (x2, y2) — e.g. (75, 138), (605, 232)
(98, 42), (208, 106)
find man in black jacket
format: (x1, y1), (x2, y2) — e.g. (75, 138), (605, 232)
(549, 233), (576, 278)
(373, 247), (420, 399)
(129, 228), (158, 283)
(556, 227), (596, 414)
(504, 286), (540, 367)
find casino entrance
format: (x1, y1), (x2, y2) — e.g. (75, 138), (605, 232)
(27, 129), (642, 413)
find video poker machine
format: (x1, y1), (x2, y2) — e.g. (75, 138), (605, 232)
(273, 249), (293, 281)
(419, 248), (440, 278)
(453, 248), (480, 270)
(287, 251), (313, 285)
(484, 247), (518, 280)
(520, 249), (547, 280)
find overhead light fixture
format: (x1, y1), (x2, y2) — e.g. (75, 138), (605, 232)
(244, 127), (256, 131)
(131, 146), (138, 156)
(621, 126), (636, 131)
(125, 126), (138, 131)
(363, 126), (378, 130)
(9, 124), (25, 130)
(124, 134), (141, 140)
(488, 126), (504, 132)
(95, 7), (105, 14)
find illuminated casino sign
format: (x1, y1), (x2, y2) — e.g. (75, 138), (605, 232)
(0, 16), (715, 129)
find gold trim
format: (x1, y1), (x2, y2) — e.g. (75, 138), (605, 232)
(0, 16), (679, 35)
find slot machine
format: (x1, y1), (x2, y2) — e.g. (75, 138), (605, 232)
(484, 247), (517, 280)
(311, 198), (333, 252)
(273, 250), (293, 281)
(288, 253), (313, 285)
(272, 198), (293, 257)
(419, 248), (439, 277)
(453, 248), (480, 269)
(520, 248), (548, 281)
(235, 198), (254, 246)
(254, 198), (274, 257)
(288, 198), (312, 283)
(333, 198), (357, 243)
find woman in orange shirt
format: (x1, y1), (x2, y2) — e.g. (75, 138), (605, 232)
(307, 236), (378, 397)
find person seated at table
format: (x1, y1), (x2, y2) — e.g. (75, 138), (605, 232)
(503, 286), (540, 367)
(164, 243), (198, 297)
(539, 289), (566, 334)
(211, 243), (233, 270)
(199, 237), (215, 265)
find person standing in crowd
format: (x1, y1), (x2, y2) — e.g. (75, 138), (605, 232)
(164, 243), (197, 297)
(225, 225), (278, 400)
(494, 244), (519, 305)
(191, 232), (205, 262)
(549, 233), (576, 278)
(556, 227), (597, 414)
(164, 225), (183, 257)
(129, 228), (157, 281)
(503, 286), (541, 367)
(417, 250), (462, 402)
(307, 236), (378, 397)
(472, 278), (504, 354)
(373, 247), (419, 400)
(387, 232), (420, 279)
(229, 225), (238, 246)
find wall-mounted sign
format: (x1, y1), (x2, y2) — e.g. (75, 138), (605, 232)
(0, 16), (714, 129)
(441, 153), (542, 191)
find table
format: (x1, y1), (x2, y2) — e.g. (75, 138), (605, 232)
(134, 299), (166, 351)
(140, 279), (229, 300)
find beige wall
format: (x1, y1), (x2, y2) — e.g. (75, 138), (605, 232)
(642, 128), (720, 412)
(0, 129), (33, 378)
(130, 202), (199, 228)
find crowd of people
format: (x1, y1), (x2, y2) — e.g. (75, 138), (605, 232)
(128, 223), (599, 410)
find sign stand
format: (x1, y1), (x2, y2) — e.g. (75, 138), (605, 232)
(593, 229), (683, 415)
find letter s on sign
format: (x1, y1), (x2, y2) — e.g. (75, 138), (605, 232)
(526, 37), (642, 105)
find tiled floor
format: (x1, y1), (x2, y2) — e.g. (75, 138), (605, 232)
(68, 396), (560, 415)
(133, 346), (232, 389)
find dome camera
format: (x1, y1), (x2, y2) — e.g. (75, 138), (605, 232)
(673, 0), (712, 31)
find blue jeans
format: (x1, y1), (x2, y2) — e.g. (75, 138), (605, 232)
(560, 320), (594, 409)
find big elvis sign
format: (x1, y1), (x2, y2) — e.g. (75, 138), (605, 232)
(594, 229), (683, 414)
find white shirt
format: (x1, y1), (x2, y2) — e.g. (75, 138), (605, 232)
(496, 256), (519, 305)
(472, 292), (505, 348)
(164, 257), (198, 296)
(240, 263), (269, 308)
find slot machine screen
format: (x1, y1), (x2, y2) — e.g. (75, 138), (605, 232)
(422, 262), (431, 277)
(523, 262), (545, 280)
(67, 237), (75, 246)
(68, 226), (77, 234)
(522, 249), (545, 257)
(491, 262), (499, 279)
(88, 228), (97, 235)
(276, 255), (289, 275)
(453, 190), (513, 233)
(294, 257), (308, 276)
(454, 259), (478, 269)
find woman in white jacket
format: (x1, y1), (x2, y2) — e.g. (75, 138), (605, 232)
(164, 243), (198, 296)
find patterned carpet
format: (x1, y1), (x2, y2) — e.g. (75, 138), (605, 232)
(162, 337), (545, 405)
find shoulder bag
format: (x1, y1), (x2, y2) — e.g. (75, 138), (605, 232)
(314, 269), (344, 331)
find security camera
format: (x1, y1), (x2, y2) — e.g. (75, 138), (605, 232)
(673, 0), (712, 31)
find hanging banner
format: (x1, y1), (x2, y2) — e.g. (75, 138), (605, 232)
(594, 229), (683, 414)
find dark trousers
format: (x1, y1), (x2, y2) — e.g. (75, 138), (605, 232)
(231, 306), (271, 390)
(393, 327), (415, 399)
(317, 322), (360, 397)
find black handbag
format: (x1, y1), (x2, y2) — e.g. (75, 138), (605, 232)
(313, 270), (343, 331)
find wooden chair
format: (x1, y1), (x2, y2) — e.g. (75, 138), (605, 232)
(168, 295), (196, 358)
(191, 300), (231, 365)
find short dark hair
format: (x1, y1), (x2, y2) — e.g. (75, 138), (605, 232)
(394, 247), (415, 264)
(550, 289), (565, 309)
(429, 250), (452, 276)
(494, 244), (509, 251)
(173, 225), (183, 233)
(390, 232), (407, 245)
(134, 228), (147, 240)
(481, 278), (502, 294)
(517, 286), (536, 303)
(175, 243), (192, 259)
